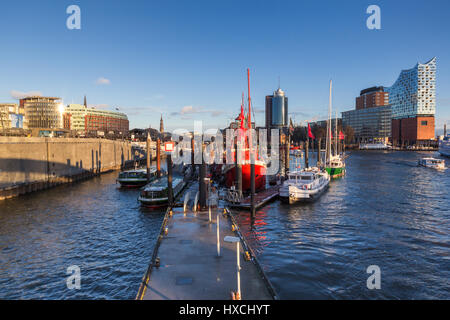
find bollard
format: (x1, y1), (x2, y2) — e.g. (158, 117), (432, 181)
(183, 192), (190, 213)
(216, 214), (220, 257)
(193, 191), (199, 212)
(208, 205), (211, 222)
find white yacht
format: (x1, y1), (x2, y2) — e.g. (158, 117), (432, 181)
(439, 134), (450, 157)
(418, 158), (446, 170)
(279, 167), (330, 204)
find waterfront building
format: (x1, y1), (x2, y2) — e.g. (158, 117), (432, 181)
(265, 88), (288, 129)
(20, 96), (62, 129)
(342, 106), (392, 143)
(386, 57), (436, 145)
(0, 103), (26, 129)
(64, 104), (129, 133)
(356, 86), (389, 110)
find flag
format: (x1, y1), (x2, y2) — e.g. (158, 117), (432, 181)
(308, 123), (315, 139)
(339, 131), (345, 140)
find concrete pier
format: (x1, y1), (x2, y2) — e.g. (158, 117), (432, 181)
(137, 206), (276, 300)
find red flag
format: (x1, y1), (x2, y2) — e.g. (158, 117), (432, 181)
(339, 131), (345, 140)
(308, 123), (315, 139)
(238, 105), (245, 129)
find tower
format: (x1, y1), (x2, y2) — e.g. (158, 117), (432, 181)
(84, 95), (87, 108)
(160, 114), (164, 133)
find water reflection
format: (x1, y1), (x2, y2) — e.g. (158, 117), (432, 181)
(234, 151), (449, 299)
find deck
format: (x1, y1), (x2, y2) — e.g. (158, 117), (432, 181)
(136, 205), (276, 300)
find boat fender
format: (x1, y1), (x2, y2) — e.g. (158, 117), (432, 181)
(155, 257), (160, 268)
(164, 227), (168, 236)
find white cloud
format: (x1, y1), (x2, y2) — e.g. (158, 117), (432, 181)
(96, 77), (111, 85)
(171, 105), (225, 117)
(10, 90), (42, 99)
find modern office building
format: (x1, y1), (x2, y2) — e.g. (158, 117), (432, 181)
(386, 57), (436, 145)
(265, 88), (288, 129)
(342, 106), (392, 143)
(63, 104), (129, 133)
(341, 86), (392, 143)
(20, 96), (63, 129)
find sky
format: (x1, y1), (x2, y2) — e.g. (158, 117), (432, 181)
(1, 0), (449, 132)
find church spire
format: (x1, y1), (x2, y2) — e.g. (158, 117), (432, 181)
(160, 114), (164, 133)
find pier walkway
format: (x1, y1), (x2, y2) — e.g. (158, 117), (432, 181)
(137, 205), (276, 300)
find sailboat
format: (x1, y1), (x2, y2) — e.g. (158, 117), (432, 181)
(223, 69), (267, 192)
(324, 80), (346, 179)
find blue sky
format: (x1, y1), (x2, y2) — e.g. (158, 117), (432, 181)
(1, 0), (449, 132)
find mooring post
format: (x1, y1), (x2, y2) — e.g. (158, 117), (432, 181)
(191, 137), (195, 178)
(317, 138), (321, 167)
(235, 139), (242, 199)
(167, 153), (173, 206)
(199, 143), (206, 210)
(305, 138), (309, 168)
(146, 133), (151, 183)
(216, 214), (221, 257)
(156, 138), (161, 178)
(250, 152), (256, 218)
(285, 136), (290, 177)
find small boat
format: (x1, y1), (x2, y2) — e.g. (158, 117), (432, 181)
(439, 134), (450, 157)
(138, 176), (187, 208)
(279, 167), (330, 204)
(325, 154), (346, 179)
(117, 168), (156, 188)
(324, 81), (346, 179)
(418, 158), (446, 170)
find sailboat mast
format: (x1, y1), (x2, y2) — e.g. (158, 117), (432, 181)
(327, 79), (332, 163)
(335, 111), (338, 156)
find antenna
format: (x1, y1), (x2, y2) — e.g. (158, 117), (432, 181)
(278, 76), (280, 89)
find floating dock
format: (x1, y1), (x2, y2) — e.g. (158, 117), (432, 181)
(136, 205), (276, 300)
(225, 185), (280, 210)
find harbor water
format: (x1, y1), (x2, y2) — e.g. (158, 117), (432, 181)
(0, 152), (448, 299)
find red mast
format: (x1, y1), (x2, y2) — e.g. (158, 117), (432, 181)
(247, 68), (251, 129)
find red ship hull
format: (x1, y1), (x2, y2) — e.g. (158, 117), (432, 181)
(224, 163), (266, 192)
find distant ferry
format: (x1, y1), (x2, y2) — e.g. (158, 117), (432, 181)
(138, 177), (186, 208)
(439, 134), (450, 157)
(418, 158), (446, 170)
(359, 142), (392, 150)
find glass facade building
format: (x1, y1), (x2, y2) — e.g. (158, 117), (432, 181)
(342, 106), (392, 142)
(21, 97), (63, 129)
(385, 57), (436, 119)
(265, 88), (288, 128)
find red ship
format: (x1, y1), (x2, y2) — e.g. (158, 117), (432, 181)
(223, 69), (267, 192)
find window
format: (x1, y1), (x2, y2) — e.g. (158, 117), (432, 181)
(421, 121), (428, 126)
